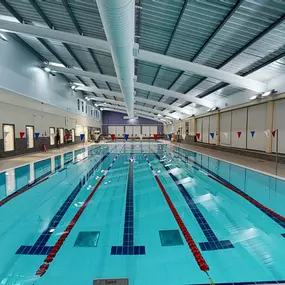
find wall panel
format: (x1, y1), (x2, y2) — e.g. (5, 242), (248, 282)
(273, 99), (285, 153)
(231, 108), (247, 149)
(220, 112), (231, 145)
(209, 114), (217, 144)
(202, 116), (210, 143)
(247, 104), (267, 151)
(196, 118), (203, 142)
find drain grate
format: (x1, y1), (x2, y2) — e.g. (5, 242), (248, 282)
(74, 231), (100, 247)
(159, 230), (184, 246)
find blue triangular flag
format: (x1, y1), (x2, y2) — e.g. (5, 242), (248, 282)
(35, 132), (40, 140)
(210, 132), (214, 139)
(80, 134), (85, 141)
(168, 134), (172, 141)
(124, 134), (129, 141)
(250, 130), (255, 137)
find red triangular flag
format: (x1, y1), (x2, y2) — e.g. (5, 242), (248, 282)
(272, 130), (276, 137)
(65, 133), (71, 139)
(196, 133), (200, 139)
(237, 131), (242, 138)
(20, 132), (25, 139)
(153, 134), (158, 140)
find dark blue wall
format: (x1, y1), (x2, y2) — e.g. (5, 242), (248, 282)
(102, 111), (163, 135)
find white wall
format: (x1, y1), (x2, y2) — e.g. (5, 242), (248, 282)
(247, 104), (267, 151)
(209, 114), (217, 144)
(202, 116), (209, 143)
(273, 99), (285, 153)
(0, 89), (100, 140)
(196, 118), (202, 142)
(230, 108), (247, 149)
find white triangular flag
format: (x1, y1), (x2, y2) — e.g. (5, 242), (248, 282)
(223, 132), (228, 138)
(264, 129), (270, 138)
(139, 134), (143, 140)
(182, 133), (186, 140)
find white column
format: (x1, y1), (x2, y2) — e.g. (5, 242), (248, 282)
(266, 101), (274, 153)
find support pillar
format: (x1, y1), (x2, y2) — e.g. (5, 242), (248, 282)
(216, 112), (220, 146)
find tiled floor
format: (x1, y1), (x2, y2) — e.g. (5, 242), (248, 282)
(172, 142), (285, 179)
(0, 142), (94, 172)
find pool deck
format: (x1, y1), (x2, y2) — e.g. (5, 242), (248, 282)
(1, 139), (285, 180)
(0, 142), (95, 172)
(173, 142), (285, 179)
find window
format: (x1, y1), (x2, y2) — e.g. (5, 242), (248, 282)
(50, 127), (55, 145)
(72, 129), (75, 142)
(26, 125), (34, 148)
(81, 101), (84, 112)
(60, 128), (64, 144)
(91, 109), (93, 117)
(3, 124), (15, 152)
(77, 99), (80, 111)
(85, 104), (87, 114)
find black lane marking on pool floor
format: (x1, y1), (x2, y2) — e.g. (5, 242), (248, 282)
(111, 144), (146, 255)
(173, 148), (285, 237)
(151, 151), (233, 251)
(16, 150), (111, 255)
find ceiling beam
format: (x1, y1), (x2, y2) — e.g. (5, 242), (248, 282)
(0, 20), (267, 93)
(93, 97), (177, 119)
(48, 65), (212, 107)
(98, 101), (172, 122)
(101, 107), (164, 124)
(77, 86), (193, 116)
(137, 50), (267, 93)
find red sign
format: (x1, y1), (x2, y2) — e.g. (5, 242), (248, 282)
(196, 133), (200, 140)
(237, 131), (242, 138)
(154, 134), (158, 140)
(65, 133), (71, 139)
(20, 132), (25, 139)
(111, 134), (115, 141)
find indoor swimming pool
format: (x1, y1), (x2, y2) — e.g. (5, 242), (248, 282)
(0, 143), (285, 285)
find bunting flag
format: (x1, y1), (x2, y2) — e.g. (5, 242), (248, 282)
(168, 134), (172, 141)
(35, 132), (40, 140)
(154, 134), (158, 140)
(139, 134), (143, 140)
(111, 134), (115, 141)
(20, 132), (25, 139)
(237, 131), (242, 138)
(65, 133), (71, 140)
(124, 134), (129, 141)
(264, 129), (270, 138)
(272, 130), (276, 137)
(182, 133), (186, 140)
(210, 132), (214, 139)
(223, 132), (228, 138)
(80, 134), (85, 141)
(250, 130), (255, 137)
(196, 133), (201, 140)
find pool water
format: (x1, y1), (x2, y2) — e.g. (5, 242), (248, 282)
(0, 143), (285, 285)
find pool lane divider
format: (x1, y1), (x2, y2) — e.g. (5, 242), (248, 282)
(36, 147), (124, 277)
(16, 148), (113, 256)
(142, 152), (209, 273)
(111, 144), (146, 255)
(152, 151), (233, 251)
(173, 149), (285, 234)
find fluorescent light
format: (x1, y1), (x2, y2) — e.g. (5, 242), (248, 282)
(49, 62), (65, 68)
(157, 114), (162, 117)
(208, 108), (211, 112)
(262, 90), (274, 97)
(85, 96), (88, 100)
(95, 104), (98, 107)
(0, 33), (8, 41)
(100, 108), (103, 111)
(44, 67), (51, 73)
(165, 116), (172, 119)
(71, 85), (76, 90)
(250, 95), (257, 100)
(192, 103), (197, 107)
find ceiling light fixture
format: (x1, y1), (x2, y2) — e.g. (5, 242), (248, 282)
(262, 90), (275, 97)
(44, 67), (51, 73)
(250, 95), (257, 100)
(95, 104), (98, 107)
(71, 85), (76, 90)
(49, 62), (65, 68)
(157, 114), (162, 117)
(0, 33), (8, 41)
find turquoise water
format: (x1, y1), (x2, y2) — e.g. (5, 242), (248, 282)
(0, 143), (285, 285)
